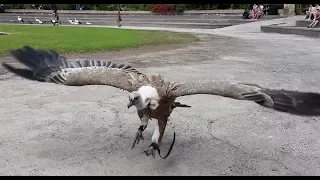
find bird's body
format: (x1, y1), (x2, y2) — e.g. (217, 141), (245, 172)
(17, 16), (24, 23)
(35, 17), (40, 22)
(86, 22), (92, 25)
(68, 18), (74, 24)
(3, 46), (320, 159)
(74, 18), (81, 25)
(50, 18), (59, 26)
(37, 19), (45, 24)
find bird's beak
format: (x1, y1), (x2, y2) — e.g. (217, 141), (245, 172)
(127, 101), (134, 109)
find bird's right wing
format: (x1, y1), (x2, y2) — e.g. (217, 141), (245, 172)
(3, 46), (145, 92)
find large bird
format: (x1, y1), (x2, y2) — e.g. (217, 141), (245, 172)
(74, 18), (81, 24)
(35, 17), (40, 22)
(3, 46), (320, 159)
(17, 16), (24, 23)
(50, 18), (59, 26)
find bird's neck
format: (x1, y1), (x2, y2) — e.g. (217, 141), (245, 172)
(137, 86), (160, 110)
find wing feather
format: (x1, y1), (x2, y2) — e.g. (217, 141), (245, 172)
(169, 82), (320, 116)
(4, 45), (145, 92)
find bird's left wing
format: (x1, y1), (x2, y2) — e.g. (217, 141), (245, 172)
(2, 46), (145, 92)
(168, 82), (320, 116)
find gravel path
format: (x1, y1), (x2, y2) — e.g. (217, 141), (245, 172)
(1, 16), (320, 176)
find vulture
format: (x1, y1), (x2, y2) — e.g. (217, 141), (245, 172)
(3, 46), (320, 159)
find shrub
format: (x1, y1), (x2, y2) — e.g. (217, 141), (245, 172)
(175, 4), (185, 14)
(150, 4), (177, 15)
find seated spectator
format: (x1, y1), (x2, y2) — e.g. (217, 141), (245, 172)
(308, 6), (320, 28)
(252, 5), (263, 20)
(256, 5), (264, 19)
(306, 4), (313, 20)
(311, 4), (317, 20)
(242, 9), (250, 19)
(250, 4), (258, 19)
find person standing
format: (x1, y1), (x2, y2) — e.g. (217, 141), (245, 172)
(117, 11), (122, 27)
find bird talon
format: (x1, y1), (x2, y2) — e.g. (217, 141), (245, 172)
(131, 129), (144, 149)
(144, 146), (156, 158)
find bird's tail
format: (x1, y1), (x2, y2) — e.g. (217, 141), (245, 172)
(243, 83), (320, 116)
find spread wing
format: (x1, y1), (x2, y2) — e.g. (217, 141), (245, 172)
(2, 46), (145, 92)
(169, 82), (320, 116)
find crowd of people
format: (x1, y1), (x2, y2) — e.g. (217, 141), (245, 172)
(306, 4), (320, 28)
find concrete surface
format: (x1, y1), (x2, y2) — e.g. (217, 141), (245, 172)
(260, 16), (320, 38)
(1, 16), (320, 176)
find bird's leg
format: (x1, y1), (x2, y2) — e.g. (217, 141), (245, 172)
(144, 119), (167, 158)
(131, 114), (149, 149)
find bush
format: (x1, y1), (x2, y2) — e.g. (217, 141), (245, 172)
(151, 4), (177, 15)
(175, 4), (185, 14)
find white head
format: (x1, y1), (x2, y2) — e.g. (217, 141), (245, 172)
(127, 86), (160, 110)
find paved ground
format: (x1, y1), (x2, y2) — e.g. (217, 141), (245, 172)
(1, 16), (320, 176)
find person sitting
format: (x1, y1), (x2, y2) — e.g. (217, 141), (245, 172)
(255, 5), (264, 19)
(310, 4), (317, 20)
(250, 4), (258, 19)
(308, 7), (320, 28)
(305, 4), (313, 20)
(242, 9), (250, 19)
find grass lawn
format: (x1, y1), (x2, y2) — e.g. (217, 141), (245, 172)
(0, 24), (199, 56)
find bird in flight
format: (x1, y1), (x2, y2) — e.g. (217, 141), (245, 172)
(3, 46), (320, 159)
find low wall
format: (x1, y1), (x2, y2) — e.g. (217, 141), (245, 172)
(261, 25), (320, 38)
(3, 9), (284, 15)
(296, 20), (320, 28)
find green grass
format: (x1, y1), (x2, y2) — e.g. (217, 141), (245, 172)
(0, 24), (199, 56)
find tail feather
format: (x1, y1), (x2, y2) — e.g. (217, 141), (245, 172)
(259, 89), (320, 116)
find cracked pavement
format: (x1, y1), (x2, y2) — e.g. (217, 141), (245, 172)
(1, 16), (320, 175)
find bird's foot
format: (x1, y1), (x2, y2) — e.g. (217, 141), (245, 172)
(144, 143), (159, 158)
(131, 126), (145, 149)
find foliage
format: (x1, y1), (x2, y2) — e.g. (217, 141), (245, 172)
(150, 4), (176, 15)
(175, 4), (185, 14)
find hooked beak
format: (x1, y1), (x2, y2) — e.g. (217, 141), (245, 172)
(127, 100), (134, 109)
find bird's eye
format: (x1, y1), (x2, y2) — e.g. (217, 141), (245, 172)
(134, 96), (138, 100)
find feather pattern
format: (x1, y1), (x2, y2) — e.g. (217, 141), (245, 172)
(6, 46), (145, 92)
(169, 82), (320, 116)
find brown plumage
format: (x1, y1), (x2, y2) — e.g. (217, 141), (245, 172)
(3, 46), (320, 159)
